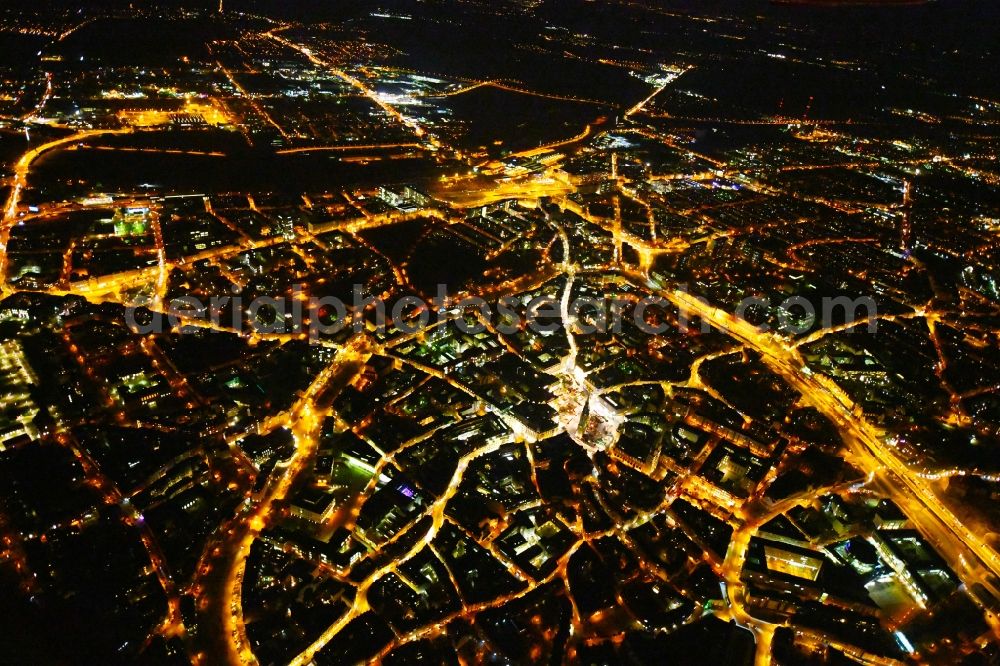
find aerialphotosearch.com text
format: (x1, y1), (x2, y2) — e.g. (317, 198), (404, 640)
(125, 284), (879, 342)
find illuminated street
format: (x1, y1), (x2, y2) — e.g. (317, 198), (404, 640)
(0, 2), (999, 665)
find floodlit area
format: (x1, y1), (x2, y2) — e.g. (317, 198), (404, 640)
(118, 99), (233, 128)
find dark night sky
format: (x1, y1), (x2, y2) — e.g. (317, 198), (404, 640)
(8, 0), (995, 41)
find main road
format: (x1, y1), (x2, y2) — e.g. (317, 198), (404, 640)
(1, 128), (130, 285)
(193, 336), (371, 666)
(647, 281), (1000, 613)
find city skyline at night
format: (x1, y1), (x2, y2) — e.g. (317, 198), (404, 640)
(0, 1), (998, 664)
